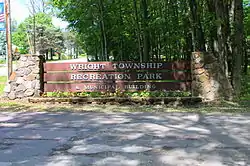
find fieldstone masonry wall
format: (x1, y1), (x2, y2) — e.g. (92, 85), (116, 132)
(191, 52), (233, 101)
(3, 54), (44, 100)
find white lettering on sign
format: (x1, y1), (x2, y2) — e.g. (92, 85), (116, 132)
(112, 63), (163, 69)
(157, 63), (163, 68)
(70, 73), (132, 80)
(124, 84), (156, 90)
(137, 73), (162, 80)
(83, 84), (117, 90)
(71, 74), (77, 80)
(70, 63), (164, 70)
(70, 64), (106, 70)
(82, 84), (157, 90)
(70, 73), (164, 81)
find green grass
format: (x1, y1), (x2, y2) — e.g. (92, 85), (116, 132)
(0, 60), (17, 65)
(0, 100), (249, 113)
(0, 76), (7, 95)
(0, 76), (7, 82)
(0, 84), (4, 95)
(0, 59), (6, 64)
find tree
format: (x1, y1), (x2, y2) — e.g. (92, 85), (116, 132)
(36, 25), (64, 59)
(27, 0), (50, 14)
(243, 0), (250, 74)
(0, 32), (6, 56)
(63, 31), (82, 59)
(188, 0), (205, 52)
(232, 0), (244, 97)
(51, 0), (248, 98)
(12, 12), (64, 59)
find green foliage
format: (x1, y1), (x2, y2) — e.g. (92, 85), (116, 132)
(49, 0), (250, 99)
(0, 59), (5, 64)
(51, 0), (192, 61)
(43, 90), (192, 98)
(244, 0), (250, 39)
(36, 26), (64, 54)
(12, 13), (52, 50)
(79, 53), (87, 58)
(0, 84), (4, 95)
(18, 47), (29, 54)
(12, 12), (64, 54)
(0, 32), (6, 55)
(241, 67), (250, 100)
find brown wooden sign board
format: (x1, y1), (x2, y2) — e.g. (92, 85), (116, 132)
(44, 61), (191, 72)
(44, 81), (191, 92)
(44, 71), (191, 82)
(43, 61), (192, 93)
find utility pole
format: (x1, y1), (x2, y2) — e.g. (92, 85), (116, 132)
(4, 0), (11, 79)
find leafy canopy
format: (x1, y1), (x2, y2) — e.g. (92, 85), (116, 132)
(12, 12), (56, 53)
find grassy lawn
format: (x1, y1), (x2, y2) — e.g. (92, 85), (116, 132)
(0, 76), (7, 95)
(0, 76), (7, 82)
(0, 99), (249, 113)
(0, 59), (6, 64)
(0, 60), (17, 65)
(0, 85), (4, 95)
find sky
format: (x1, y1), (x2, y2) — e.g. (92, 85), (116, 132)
(10, 0), (68, 28)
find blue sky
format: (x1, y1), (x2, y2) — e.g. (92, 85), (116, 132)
(10, 0), (68, 28)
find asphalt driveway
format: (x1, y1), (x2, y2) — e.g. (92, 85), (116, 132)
(0, 112), (249, 166)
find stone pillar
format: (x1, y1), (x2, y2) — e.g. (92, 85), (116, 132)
(3, 54), (45, 100)
(191, 52), (233, 101)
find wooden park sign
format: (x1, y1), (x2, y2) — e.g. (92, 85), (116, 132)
(43, 61), (192, 92)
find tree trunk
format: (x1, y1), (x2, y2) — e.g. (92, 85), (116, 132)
(58, 52), (61, 60)
(76, 46), (79, 59)
(188, 0), (206, 52)
(212, 0), (230, 76)
(141, 0), (150, 62)
(99, 0), (108, 61)
(133, 0), (143, 62)
(45, 50), (48, 60)
(232, 0), (244, 97)
(119, 1), (124, 61)
(50, 48), (53, 60)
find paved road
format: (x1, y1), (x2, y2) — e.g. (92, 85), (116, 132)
(0, 112), (249, 166)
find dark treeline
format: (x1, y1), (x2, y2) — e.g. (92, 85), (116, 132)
(52, 0), (249, 96)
